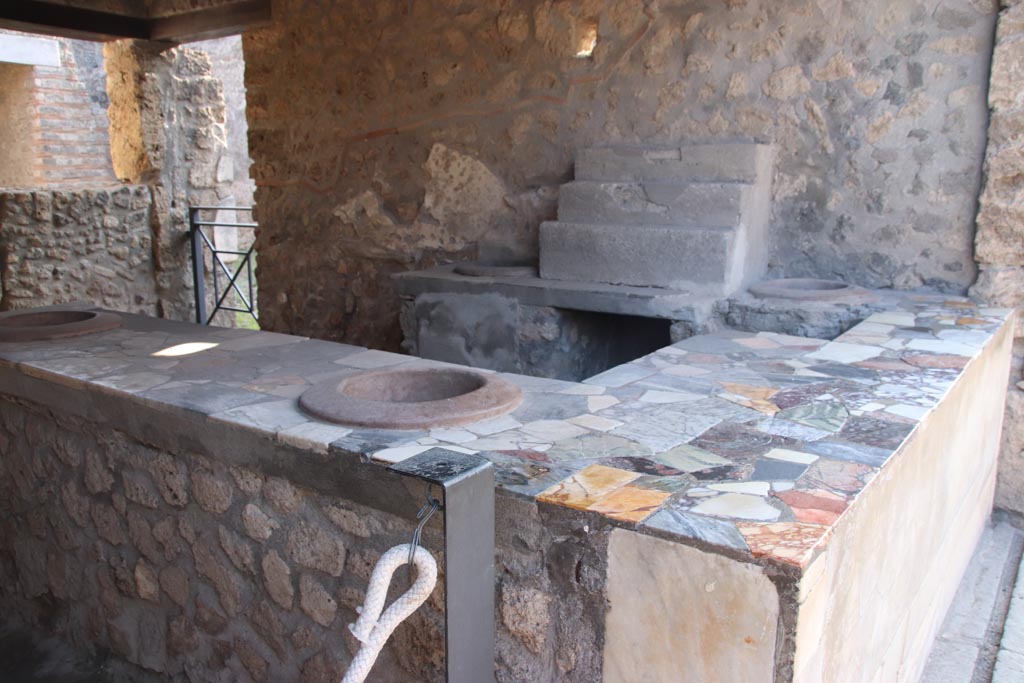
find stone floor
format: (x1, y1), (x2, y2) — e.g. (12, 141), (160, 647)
(922, 515), (1024, 682)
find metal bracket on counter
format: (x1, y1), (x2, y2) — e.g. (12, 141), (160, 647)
(390, 449), (495, 683)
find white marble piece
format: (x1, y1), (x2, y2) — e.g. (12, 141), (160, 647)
(461, 435), (522, 451)
(335, 349), (412, 368)
(885, 404), (929, 420)
(859, 402), (887, 412)
(709, 481), (772, 496)
(568, 414), (624, 432)
(735, 336), (780, 349)
(583, 363), (658, 387)
(873, 383), (921, 400)
(639, 389), (704, 404)
(650, 356), (678, 369)
(691, 493), (781, 521)
(372, 444), (433, 463)
(521, 419), (588, 442)
(604, 530), (779, 683)
(465, 414), (523, 436)
(936, 329), (990, 346)
(883, 338), (908, 350)
(759, 331), (827, 347)
(211, 399), (310, 433)
(662, 364), (712, 378)
(905, 339), (978, 356)
(93, 371), (171, 394)
(559, 384), (607, 395)
(428, 428), (477, 444)
(610, 412), (721, 453)
(867, 311), (918, 327)
(217, 331), (304, 352)
(851, 322), (896, 335)
(763, 448), (818, 464)
(444, 445), (480, 455)
(417, 437), (439, 445)
(277, 421), (353, 454)
(29, 356), (133, 379)
(806, 342), (885, 364)
(772, 481), (795, 491)
(841, 333), (891, 346)
(755, 418), (831, 442)
(588, 395), (620, 412)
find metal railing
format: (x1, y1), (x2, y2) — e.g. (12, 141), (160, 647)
(189, 205), (258, 326)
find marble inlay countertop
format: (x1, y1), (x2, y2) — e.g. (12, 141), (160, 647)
(0, 297), (1012, 571)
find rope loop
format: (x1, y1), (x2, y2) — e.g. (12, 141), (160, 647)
(341, 543), (438, 683)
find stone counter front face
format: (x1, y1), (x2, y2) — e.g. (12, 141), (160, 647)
(604, 529), (779, 682)
(0, 303), (1013, 682)
(0, 396), (609, 682)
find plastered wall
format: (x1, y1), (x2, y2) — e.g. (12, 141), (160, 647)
(242, 0), (998, 348)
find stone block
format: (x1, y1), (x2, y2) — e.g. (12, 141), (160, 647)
(540, 221), (756, 294)
(287, 522), (346, 577)
(299, 573), (338, 627)
(604, 529), (778, 682)
(191, 470), (233, 514)
(262, 549), (293, 609)
(575, 143), (773, 183)
(557, 181), (750, 228)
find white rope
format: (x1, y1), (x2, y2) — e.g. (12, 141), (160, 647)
(342, 543), (438, 683)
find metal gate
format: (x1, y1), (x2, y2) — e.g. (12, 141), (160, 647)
(188, 205), (258, 325)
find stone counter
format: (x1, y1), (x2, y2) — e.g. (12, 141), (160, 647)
(0, 300), (1014, 681)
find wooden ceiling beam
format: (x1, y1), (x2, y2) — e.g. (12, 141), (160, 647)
(149, 0), (272, 43)
(0, 0), (271, 44)
(0, 3), (149, 42)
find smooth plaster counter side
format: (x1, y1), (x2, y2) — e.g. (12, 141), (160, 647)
(0, 308), (1013, 681)
(602, 319), (1013, 682)
(792, 318), (1014, 682)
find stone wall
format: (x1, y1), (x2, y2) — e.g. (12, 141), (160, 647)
(197, 35), (256, 211)
(104, 41), (232, 320)
(243, 0), (997, 349)
(0, 186), (159, 313)
(972, 0), (1024, 517)
(0, 394), (608, 682)
(0, 36), (241, 321)
(0, 62), (37, 187)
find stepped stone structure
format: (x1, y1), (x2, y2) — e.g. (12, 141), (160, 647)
(540, 143), (773, 295)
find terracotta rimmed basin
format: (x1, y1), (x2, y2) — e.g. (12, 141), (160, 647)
(298, 367), (523, 430)
(452, 261), (538, 278)
(0, 308), (121, 342)
(748, 278), (871, 303)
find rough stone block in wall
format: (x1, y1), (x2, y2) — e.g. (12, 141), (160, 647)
(0, 395), (610, 682)
(971, 0), (1024, 517)
(0, 186), (160, 314)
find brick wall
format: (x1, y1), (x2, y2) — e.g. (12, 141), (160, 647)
(0, 33), (118, 189)
(29, 40), (118, 186)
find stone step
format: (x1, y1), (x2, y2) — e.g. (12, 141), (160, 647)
(539, 221), (749, 294)
(575, 143), (773, 183)
(558, 180), (750, 228)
